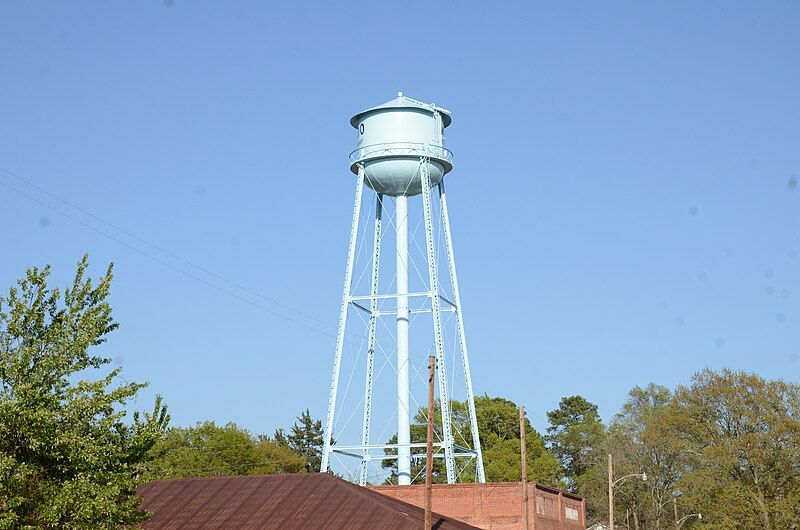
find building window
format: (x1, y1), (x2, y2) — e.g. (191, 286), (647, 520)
(536, 497), (557, 517)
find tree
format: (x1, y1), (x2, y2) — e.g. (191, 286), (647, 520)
(546, 395), (605, 489)
(381, 396), (563, 486)
(146, 421), (306, 479)
(669, 369), (800, 529)
(273, 409), (324, 473)
(575, 371), (800, 529)
(478, 396), (563, 485)
(0, 256), (169, 529)
(579, 384), (687, 529)
(381, 399), (473, 484)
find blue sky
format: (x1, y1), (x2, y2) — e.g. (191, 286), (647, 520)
(1, 1), (798, 437)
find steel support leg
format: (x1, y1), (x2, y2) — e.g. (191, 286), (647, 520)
(438, 179), (486, 483)
(420, 158), (456, 483)
(396, 194), (412, 485)
(359, 193), (383, 485)
(321, 167), (365, 473)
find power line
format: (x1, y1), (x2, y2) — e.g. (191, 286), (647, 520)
(0, 165), (340, 330)
(0, 173), (349, 343)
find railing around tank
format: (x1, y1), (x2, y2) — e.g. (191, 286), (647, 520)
(349, 142), (453, 165)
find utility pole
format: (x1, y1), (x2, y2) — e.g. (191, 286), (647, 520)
(673, 498), (679, 530)
(424, 355), (435, 530)
(608, 453), (614, 530)
(520, 406), (529, 530)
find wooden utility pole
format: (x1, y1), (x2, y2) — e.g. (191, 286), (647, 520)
(520, 406), (529, 530)
(608, 453), (614, 530)
(424, 355), (435, 530)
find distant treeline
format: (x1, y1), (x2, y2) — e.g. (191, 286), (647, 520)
(143, 369), (800, 529)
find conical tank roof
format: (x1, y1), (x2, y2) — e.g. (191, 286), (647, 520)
(350, 93), (452, 128)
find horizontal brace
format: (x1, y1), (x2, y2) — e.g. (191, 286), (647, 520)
(349, 291), (431, 302)
(369, 452), (446, 462)
(334, 451), (477, 461)
(375, 307), (456, 317)
(332, 442), (444, 452)
(413, 452), (476, 460)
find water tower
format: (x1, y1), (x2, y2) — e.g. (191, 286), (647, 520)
(320, 93), (485, 485)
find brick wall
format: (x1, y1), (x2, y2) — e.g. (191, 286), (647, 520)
(370, 482), (585, 530)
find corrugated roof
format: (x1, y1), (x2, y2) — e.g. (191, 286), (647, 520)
(350, 94), (452, 128)
(137, 473), (479, 530)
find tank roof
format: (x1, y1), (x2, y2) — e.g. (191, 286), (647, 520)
(350, 93), (452, 128)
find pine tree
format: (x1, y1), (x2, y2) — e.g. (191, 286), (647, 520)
(546, 395), (605, 488)
(275, 410), (324, 473)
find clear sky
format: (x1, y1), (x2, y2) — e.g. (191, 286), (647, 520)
(1, 1), (798, 438)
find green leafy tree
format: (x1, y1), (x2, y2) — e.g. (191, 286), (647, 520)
(0, 256), (169, 529)
(669, 369), (800, 530)
(382, 396), (562, 486)
(273, 409), (324, 473)
(578, 384), (687, 528)
(576, 371), (800, 529)
(478, 396), (563, 485)
(147, 421), (306, 479)
(258, 438), (308, 474)
(546, 395), (605, 489)
(614, 384), (686, 529)
(381, 400), (472, 484)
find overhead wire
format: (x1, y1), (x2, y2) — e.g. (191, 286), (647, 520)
(0, 166), (340, 331)
(0, 166), (359, 344)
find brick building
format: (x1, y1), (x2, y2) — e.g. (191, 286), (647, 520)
(371, 482), (585, 530)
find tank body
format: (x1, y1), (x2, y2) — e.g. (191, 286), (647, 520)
(350, 95), (452, 197)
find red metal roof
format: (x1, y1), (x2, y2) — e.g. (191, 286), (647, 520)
(138, 473), (479, 529)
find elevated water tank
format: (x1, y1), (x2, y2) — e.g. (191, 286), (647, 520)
(349, 92), (453, 197)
